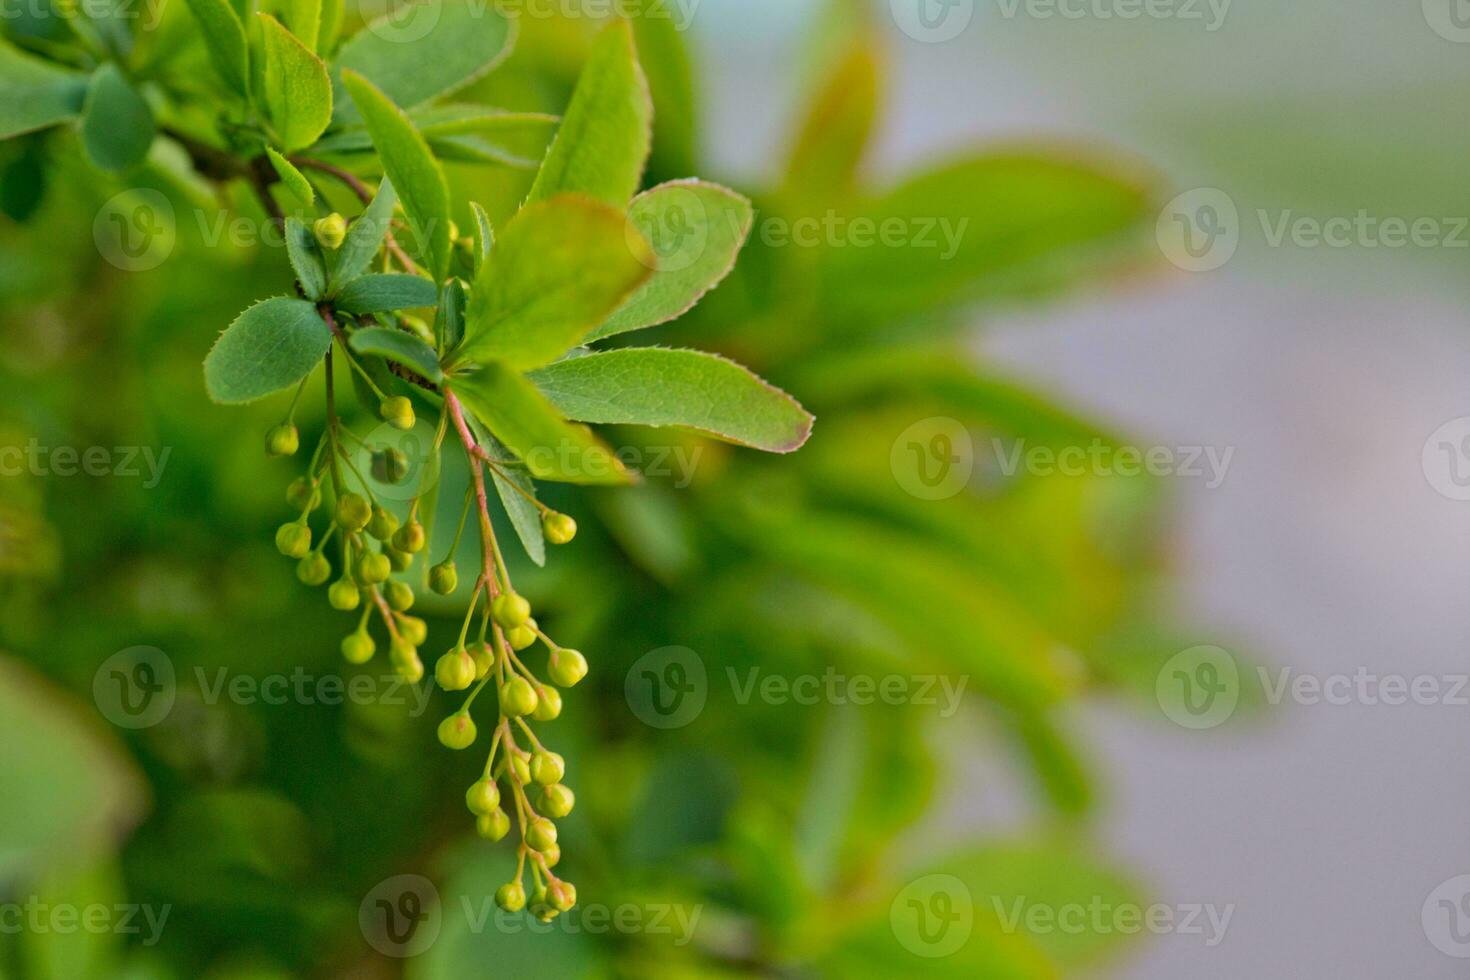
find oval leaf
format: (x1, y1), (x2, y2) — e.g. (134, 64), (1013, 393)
(257, 13), (332, 152)
(589, 180), (753, 342)
(266, 146), (314, 205)
(204, 296), (330, 403)
(342, 69), (451, 280)
(284, 218), (327, 300)
(347, 325), (443, 382)
(80, 64), (154, 173)
(455, 196), (652, 371)
(328, 177), (396, 290)
(526, 21), (650, 209)
(528, 347), (813, 453)
(0, 38), (87, 139)
(335, 273), (437, 315)
(181, 0), (249, 94)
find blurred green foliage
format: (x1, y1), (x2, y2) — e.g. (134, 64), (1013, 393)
(0, 1), (1220, 977)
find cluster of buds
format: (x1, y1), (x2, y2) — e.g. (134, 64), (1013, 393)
(266, 372), (584, 919)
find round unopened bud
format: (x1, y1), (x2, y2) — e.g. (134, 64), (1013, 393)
(530, 751), (564, 786)
(435, 647), (476, 692)
(397, 615), (428, 646)
(341, 629), (375, 664)
(437, 713), (477, 750)
(392, 520), (426, 554)
(547, 880), (576, 912)
(385, 579), (415, 611)
(429, 561), (458, 595)
(532, 685), (562, 721)
(506, 624), (536, 651)
(525, 817), (557, 852)
(356, 551), (391, 585)
(491, 592), (531, 629)
(495, 881), (525, 913)
(539, 784), (575, 819)
(328, 578), (361, 610)
(335, 493), (371, 532)
(380, 396), (415, 431)
(372, 448), (409, 485)
(286, 477), (319, 511)
(500, 754), (531, 785)
(541, 842), (561, 868)
(499, 677), (538, 718)
(367, 506), (399, 541)
(468, 641), (495, 680)
(296, 552), (331, 586)
(398, 654), (425, 683)
(542, 512), (576, 545)
(548, 649), (587, 688)
(477, 809), (510, 842)
(313, 212), (347, 250)
(465, 779), (501, 816)
(266, 423), (300, 457)
(275, 522), (312, 558)
(386, 548), (412, 572)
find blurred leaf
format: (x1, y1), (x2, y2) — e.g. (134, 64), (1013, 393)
(256, 13), (332, 152)
(529, 347), (813, 453)
(782, 33), (880, 204)
(817, 153), (1155, 329)
(328, 176), (396, 290)
(342, 69), (452, 279)
(22, 861), (127, 980)
(204, 297), (329, 404)
(80, 65), (155, 173)
(0, 38), (87, 139)
(435, 278), (466, 351)
(451, 363), (632, 486)
(347, 324), (442, 383)
(0, 137), (46, 221)
(1008, 711), (1095, 818)
(623, 752), (738, 866)
(283, 218), (327, 300)
(265, 147), (313, 206)
(182, 0), (249, 94)
(456, 197), (651, 370)
(526, 21), (651, 209)
(335, 273), (437, 315)
(275, 0), (320, 50)
(334, 0), (513, 123)
(590, 180), (753, 342)
(630, 0), (698, 178)
(593, 483), (695, 585)
(0, 657), (142, 885)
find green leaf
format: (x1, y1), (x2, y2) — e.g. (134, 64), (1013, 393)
(265, 146), (313, 205)
(456, 197), (651, 371)
(468, 201), (492, 272)
(451, 364), (632, 486)
(283, 218), (327, 300)
(0, 39), (87, 139)
(0, 657), (142, 884)
(79, 64), (154, 173)
(342, 69), (451, 280)
(434, 278), (465, 350)
(204, 297), (330, 404)
(529, 347), (813, 453)
(181, 0), (249, 94)
(526, 21), (651, 209)
(277, 0), (320, 50)
(630, 0), (698, 178)
(328, 177), (396, 289)
(334, 0), (513, 122)
(335, 273), (436, 314)
(589, 180), (753, 341)
(347, 325), (443, 382)
(256, 12), (332, 152)
(783, 34), (880, 203)
(479, 428), (545, 567)
(818, 153), (1155, 328)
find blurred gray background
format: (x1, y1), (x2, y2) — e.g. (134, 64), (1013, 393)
(692, 0), (1470, 976)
